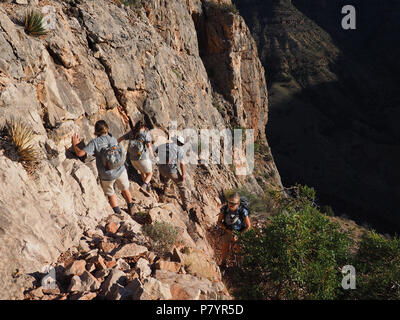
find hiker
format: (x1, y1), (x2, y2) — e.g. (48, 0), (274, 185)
(155, 135), (190, 211)
(71, 120), (135, 216)
(217, 192), (251, 269)
(118, 120), (154, 195)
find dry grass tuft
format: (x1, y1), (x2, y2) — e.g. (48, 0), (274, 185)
(1, 119), (40, 172)
(24, 10), (48, 36)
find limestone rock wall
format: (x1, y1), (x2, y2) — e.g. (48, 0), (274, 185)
(0, 0), (282, 299)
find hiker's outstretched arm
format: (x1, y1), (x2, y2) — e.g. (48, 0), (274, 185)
(72, 133), (86, 157)
(117, 132), (130, 144)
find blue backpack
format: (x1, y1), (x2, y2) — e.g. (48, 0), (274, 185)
(100, 144), (125, 170)
(222, 196), (251, 230)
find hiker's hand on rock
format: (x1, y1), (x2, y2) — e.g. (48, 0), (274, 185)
(72, 133), (81, 146)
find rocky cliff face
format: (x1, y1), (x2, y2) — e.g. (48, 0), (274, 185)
(233, 0), (400, 233)
(0, 0), (281, 299)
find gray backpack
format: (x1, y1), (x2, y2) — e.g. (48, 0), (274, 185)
(99, 144), (125, 170)
(128, 135), (146, 161)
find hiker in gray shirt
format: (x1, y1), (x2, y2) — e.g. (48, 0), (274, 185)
(118, 120), (154, 195)
(71, 120), (135, 216)
(155, 136), (190, 211)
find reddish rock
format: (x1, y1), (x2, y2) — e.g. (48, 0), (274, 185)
(94, 255), (107, 270)
(170, 284), (200, 300)
(99, 240), (119, 254)
(155, 260), (181, 273)
(65, 260), (86, 276)
(105, 260), (117, 268)
(43, 286), (61, 295)
(113, 243), (148, 259)
(29, 287), (44, 299)
(105, 222), (119, 234)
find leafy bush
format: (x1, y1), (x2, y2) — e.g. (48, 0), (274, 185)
(235, 203), (352, 299)
(226, 184), (400, 300)
(345, 232), (400, 300)
(24, 10), (48, 36)
(142, 221), (179, 256)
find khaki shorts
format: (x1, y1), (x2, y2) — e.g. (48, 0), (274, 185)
(100, 169), (130, 196)
(131, 159), (152, 174)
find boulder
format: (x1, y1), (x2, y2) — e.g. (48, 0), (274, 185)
(100, 269), (127, 299)
(80, 271), (101, 292)
(136, 258), (152, 279)
(105, 222), (119, 234)
(155, 260), (181, 273)
(113, 243), (148, 259)
(68, 276), (83, 293)
(130, 277), (172, 300)
(116, 259), (130, 271)
(65, 260), (86, 276)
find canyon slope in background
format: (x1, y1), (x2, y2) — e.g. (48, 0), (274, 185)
(0, 0), (282, 299)
(234, 0), (400, 233)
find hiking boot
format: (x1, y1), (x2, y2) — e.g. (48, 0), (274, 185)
(140, 183), (151, 197)
(128, 203), (136, 216)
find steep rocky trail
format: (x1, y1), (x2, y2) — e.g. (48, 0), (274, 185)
(22, 180), (231, 300)
(0, 0), (282, 299)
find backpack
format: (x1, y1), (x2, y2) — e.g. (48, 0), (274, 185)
(128, 135), (146, 161)
(159, 143), (177, 171)
(100, 144), (125, 170)
(222, 196), (251, 230)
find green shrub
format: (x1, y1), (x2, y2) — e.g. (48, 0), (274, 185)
(24, 10), (48, 36)
(346, 231), (400, 300)
(235, 204), (352, 299)
(143, 221), (179, 256)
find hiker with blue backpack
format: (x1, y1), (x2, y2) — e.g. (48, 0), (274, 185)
(217, 192), (251, 269)
(118, 120), (154, 196)
(71, 120), (136, 216)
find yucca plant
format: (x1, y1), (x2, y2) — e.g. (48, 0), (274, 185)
(24, 10), (48, 36)
(6, 119), (40, 165)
